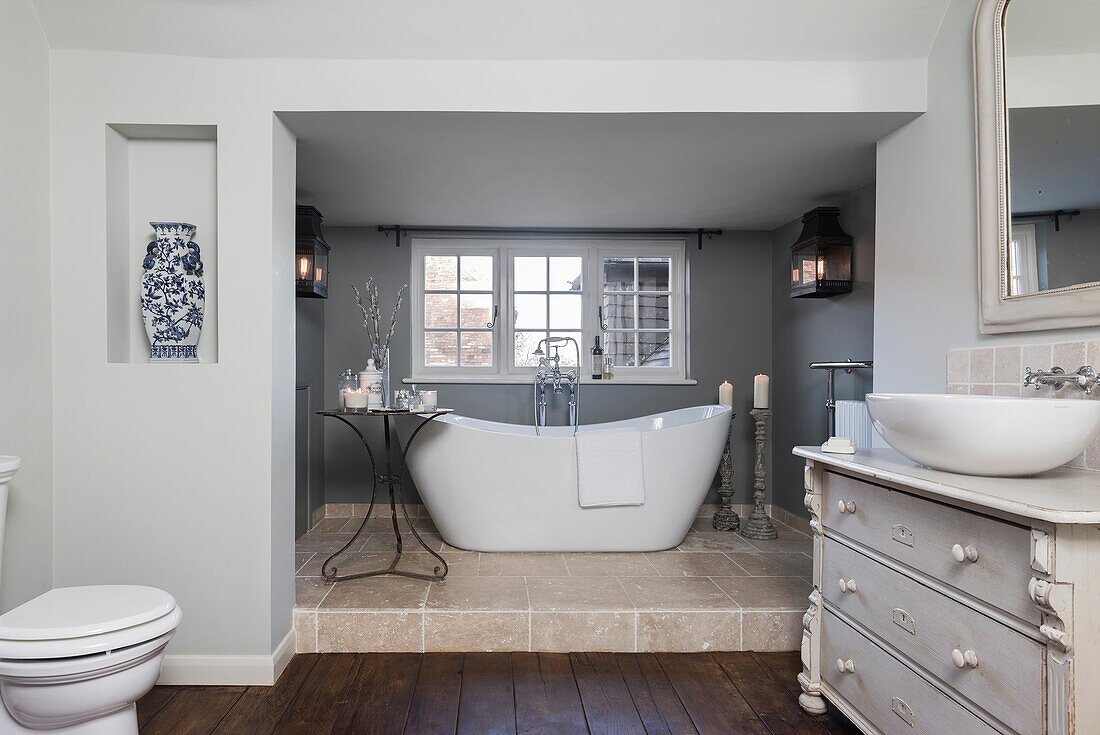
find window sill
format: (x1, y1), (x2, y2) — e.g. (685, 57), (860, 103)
(403, 377), (698, 386)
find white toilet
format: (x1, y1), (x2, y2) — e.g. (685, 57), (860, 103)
(0, 456), (182, 734)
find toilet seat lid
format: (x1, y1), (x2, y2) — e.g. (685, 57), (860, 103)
(0, 586), (177, 641)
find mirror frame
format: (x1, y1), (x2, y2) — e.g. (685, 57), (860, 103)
(974, 0), (1100, 333)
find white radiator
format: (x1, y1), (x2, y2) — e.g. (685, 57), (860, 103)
(835, 400), (873, 449)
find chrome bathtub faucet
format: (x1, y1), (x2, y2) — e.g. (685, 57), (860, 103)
(1023, 365), (1100, 394)
(532, 336), (581, 432)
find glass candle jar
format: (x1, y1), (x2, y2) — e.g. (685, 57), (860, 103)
(337, 369), (358, 408)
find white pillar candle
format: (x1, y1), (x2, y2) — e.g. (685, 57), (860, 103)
(753, 374), (770, 409)
(718, 381), (734, 407)
(344, 390), (368, 409)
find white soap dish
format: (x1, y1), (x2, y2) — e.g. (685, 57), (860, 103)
(821, 437), (856, 454)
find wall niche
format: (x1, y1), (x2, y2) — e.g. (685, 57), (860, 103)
(105, 123), (219, 363)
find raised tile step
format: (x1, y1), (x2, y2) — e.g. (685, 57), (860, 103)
(294, 515), (812, 654)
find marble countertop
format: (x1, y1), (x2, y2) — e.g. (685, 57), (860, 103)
(794, 446), (1100, 524)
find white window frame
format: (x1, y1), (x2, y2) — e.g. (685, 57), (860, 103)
(1009, 223), (1039, 296)
(409, 237), (688, 383)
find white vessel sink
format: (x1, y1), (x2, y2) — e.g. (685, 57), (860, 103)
(865, 393), (1100, 476)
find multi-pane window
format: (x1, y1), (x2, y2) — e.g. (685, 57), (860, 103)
(513, 256), (583, 367)
(411, 239), (686, 381)
(602, 256), (671, 367)
(422, 254), (495, 367)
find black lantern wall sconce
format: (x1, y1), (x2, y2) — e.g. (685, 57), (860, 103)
(296, 204), (330, 299)
(790, 207), (853, 298)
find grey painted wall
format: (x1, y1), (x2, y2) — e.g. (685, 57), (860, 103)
(1036, 209), (1100, 291)
(770, 184), (876, 520)
(295, 298), (326, 535)
(320, 226), (773, 508)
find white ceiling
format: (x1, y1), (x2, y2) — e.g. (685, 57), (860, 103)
(31, 0), (949, 61)
(283, 111), (917, 229)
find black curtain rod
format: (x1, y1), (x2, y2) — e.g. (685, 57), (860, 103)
(1013, 209), (1081, 232)
(376, 225), (723, 249)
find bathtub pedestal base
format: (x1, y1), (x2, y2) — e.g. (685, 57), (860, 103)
(317, 409), (452, 585)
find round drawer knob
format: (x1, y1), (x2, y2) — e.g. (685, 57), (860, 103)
(836, 658), (856, 674)
(951, 544), (980, 563)
(837, 500), (857, 515)
(952, 648), (979, 668)
(838, 578), (858, 594)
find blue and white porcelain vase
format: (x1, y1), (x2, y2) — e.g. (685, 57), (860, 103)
(140, 222), (205, 362)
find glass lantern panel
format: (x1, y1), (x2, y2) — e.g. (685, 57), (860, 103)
(315, 249), (329, 287)
(297, 252), (313, 281)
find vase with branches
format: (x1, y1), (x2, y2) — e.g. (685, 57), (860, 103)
(352, 277), (407, 405)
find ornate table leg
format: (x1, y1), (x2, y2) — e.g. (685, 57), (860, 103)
(319, 412), (449, 584)
(712, 421), (740, 531)
(741, 408), (778, 540)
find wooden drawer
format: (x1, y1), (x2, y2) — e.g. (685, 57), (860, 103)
(822, 609), (999, 735)
(822, 537), (1043, 735)
(822, 471), (1038, 624)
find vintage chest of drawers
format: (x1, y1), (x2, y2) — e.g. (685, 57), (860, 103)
(795, 446), (1100, 735)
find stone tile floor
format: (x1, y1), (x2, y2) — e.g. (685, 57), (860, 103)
(294, 513), (813, 654)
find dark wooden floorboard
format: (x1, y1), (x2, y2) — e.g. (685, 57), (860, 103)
(210, 654), (319, 735)
(138, 653), (857, 735)
(570, 652), (647, 735)
(513, 652), (589, 735)
(137, 685), (180, 729)
(271, 653), (363, 735)
(457, 652), (517, 735)
(751, 652), (861, 735)
(713, 652), (824, 735)
(614, 653), (698, 735)
(405, 653), (464, 735)
(656, 654), (769, 735)
(331, 653), (423, 735)
(141, 686), (246, 735)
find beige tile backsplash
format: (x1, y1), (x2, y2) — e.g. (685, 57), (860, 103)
(947, 341), (1100, 471)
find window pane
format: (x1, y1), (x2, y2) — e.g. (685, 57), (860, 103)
(424, 294), (457, 328)
(549, 294), (582, 329)
(603, 257), (634, 291)
(549, 332), (582, 366)
(639, 332), (672, 367)
(549, 257), (583, 291)
(460, 255), (493, 291)
(638, 257), (670, 291)
(460, 293), (493, 329)
(513, 294), (547, 329)
(514, 331), (544, 367)
(604, 332), (636, 367)
(514, 257), (547, 291)
(638, 294), (669, 330)
(460, 331), (493, 367)
(604, 294), (635, 329)
(425, 331), (458, 366)
(424, 255), (457, 290)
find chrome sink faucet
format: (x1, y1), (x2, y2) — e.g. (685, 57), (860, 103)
(532, 337), (580, 431)
(1024, 365), (1100, 394)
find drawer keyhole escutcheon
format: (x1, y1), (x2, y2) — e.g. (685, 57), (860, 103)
(837, 500), (857, 515)
(892, 608), (916, 635)
(891, 524), (915, 547)
(836, 658), (856, 674)
(838, 578), (858, 594)
(951, 543), (980, 563)
(951, 648), (980, 669)
(891, 697), (915, 727)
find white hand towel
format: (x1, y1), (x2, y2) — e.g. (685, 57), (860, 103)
(575, 429), (645, 508)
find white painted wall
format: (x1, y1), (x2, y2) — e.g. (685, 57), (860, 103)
(874, 0), (1100, 395)
(0, 0), (53, 613)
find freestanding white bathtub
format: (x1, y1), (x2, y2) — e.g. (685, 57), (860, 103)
(399, 405), (732, 552)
